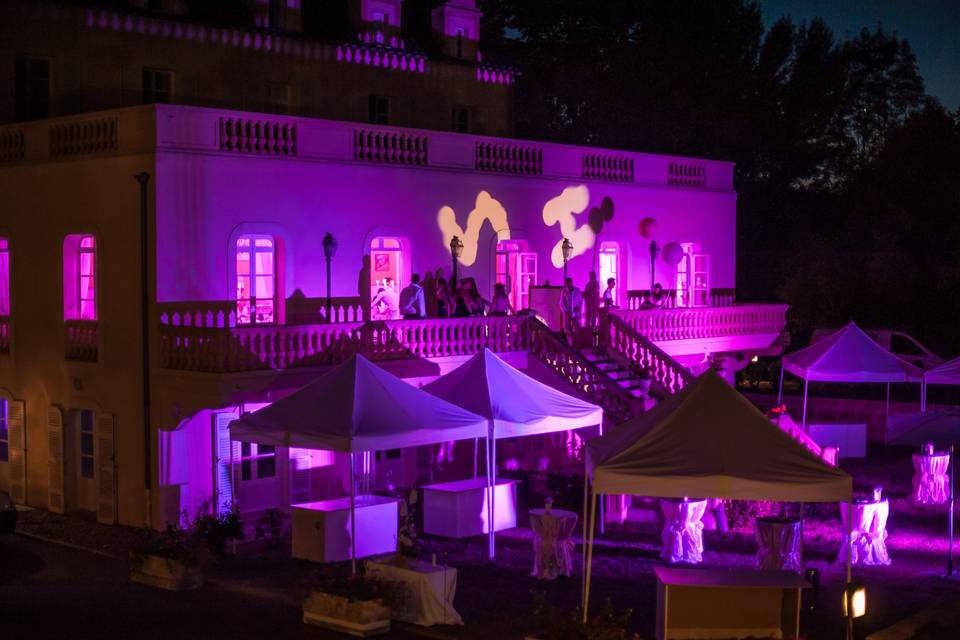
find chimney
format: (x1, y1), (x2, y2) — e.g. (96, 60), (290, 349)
(431, 0), (481, 60)
(348, 0), (403, 47)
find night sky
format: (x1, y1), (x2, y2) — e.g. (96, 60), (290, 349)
(761, 0), (960, 110)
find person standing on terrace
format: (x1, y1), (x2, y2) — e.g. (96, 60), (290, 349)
(641, 282), (667, 310)
(399, 273), (426, 319)
(560, 277), (583, 342)
(584, 271), (600, 328)
(602, 277), (617, 309)
(489, 282), (515, 316)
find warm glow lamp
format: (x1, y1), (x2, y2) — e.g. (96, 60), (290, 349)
(561, 237), (573, 282)
(843, 582), (866, 640)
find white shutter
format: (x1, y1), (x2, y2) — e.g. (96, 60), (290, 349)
(289, 447), (312, 506)
(7, 400), (27, 505)
(47, 406), (65, 514)
(213, 411), (239, 516)
(95, 412), (117, 524)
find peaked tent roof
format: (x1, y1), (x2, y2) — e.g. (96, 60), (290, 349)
(229, 355), (488, 452)
(926, 355), (960, 386)
(782, 322), (923, 383)
(422, 349), (603, 438)
(586, 370), (851, 502)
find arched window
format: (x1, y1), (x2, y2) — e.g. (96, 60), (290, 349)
(63, 234), (96, 320)
(496, 239), (537, 311)
(236, 235), (275, 325)
(0, 237), (9, 317)
(598, 241), (621, 307)
(369, 236), (405, 320)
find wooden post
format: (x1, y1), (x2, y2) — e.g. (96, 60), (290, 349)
(582, 492), (598, 624)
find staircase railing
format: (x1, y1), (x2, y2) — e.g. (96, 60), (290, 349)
(527, 319), (642, 424)
(605, 312), (694, 396)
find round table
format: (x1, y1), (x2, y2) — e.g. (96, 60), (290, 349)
(839, 499), (891, 566)
(659, 498), (707, 564)
(529, 508), (578, 580)
(755, 516), (802, 571)
(912, 452), (950, 505)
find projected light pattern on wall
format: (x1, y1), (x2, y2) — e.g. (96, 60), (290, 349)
(542, 185), (596, 268)
(437, 191), (511, 266)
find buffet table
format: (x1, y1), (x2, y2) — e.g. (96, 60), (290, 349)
(366, 556), (463, 626)
(655, 567), (807, 640)
(422, 478), (519, 538)
(291, 495), (399, 563)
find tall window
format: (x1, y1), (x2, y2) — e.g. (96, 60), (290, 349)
(451, 105), (469, 133)
(369, 237), (404, 320)
(240, 442), (276, 480)
(369, 95), (390, 125)
(598, 241), (620, 306)
(495, 240), (537, 311)
(142, 68), (173, 104)
(79, 409), (94, 479)
(0, 398), (8, 463)
(236, 236), (276, 325)
(0, 238), (9, 316)
(675, 243), (710, 308)
(15, 55), (50, 121)
(63, 235), (97, 321)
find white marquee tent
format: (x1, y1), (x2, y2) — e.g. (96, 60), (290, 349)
(778, 322), (924, 426)
(582, 370), (852, 617)
(423, 348), (603, 557)
(229, 354), (488, 570)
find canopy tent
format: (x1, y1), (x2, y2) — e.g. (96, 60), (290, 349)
(923, 356), (960, 412)
(582, 370), (852, 619)
(778, 322), (924, 427)
(423, 348), (603, 557)
(229, 354), (487, 571)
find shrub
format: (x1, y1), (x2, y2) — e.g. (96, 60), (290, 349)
(533, 592), (639, 640)
(183, 498), (244, 556)
(254, 508), (290, 550)
(725, 500), (782, 530)
(131, 524), (206, 569)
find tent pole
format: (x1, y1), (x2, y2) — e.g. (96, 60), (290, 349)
(885, 383), (891, 420)
(597, 423), (605, 535)
(776, 367), (785, 406)
(921, 381), (927, 413)
(801, 379), (809, 431)
(846, 500), (852, 584)
(949, 445), (955, 577)
(583, 492), (598, 624)
(487, 420), (495, 560)
(473, 438), (478, 479)
(350, 451), (357, 576)
(581, 472), (589, 607)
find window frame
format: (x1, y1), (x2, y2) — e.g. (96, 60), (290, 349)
(0, 398), (8, 463)
(0, 237), (10, 317)
(79, 409), (94, 479)
(264, 81), (293, 115)
(77, 236), (96, 321)
(451, 105), (469, 133)
(235, 235), (277, 326)
(368, 95), (391, 125)
(15, 55), (51, 121)
(142, 67), (174, 105)
(240, 442), (277, 481)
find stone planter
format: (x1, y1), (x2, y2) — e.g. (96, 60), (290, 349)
(129, 554), (203, 591)
(302, 591), (391, 637)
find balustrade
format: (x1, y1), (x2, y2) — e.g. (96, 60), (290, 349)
(604, 313), (694, 397)
(613, 303), (788, 343)
(0, 316), (9, 353)
(65, 320), (99, 362)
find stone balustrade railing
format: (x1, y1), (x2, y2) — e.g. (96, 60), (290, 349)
(65, 320), (99, 362)
(613, 303), (789, 343)
(604, 313), (694, 397)
(159, 314), (530, 372)
(0, 316), (9, 353)
(527, 320), (641, 424)
(626, 287), (736, 310)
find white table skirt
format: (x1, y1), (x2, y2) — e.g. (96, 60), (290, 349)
(839, 500), (891, 566)
(529, 508), (578, 580)
(660, 499), (707, 564)
(912, 453), (950, 505)
(366, 556), (463, 626)
(755, 517), (802, 572)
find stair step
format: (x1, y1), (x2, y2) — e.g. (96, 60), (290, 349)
(593, 361), (619, 370)
(579, 349), (605, 361)
(616, 378), (642, 387)
(627, 389), (647, 397)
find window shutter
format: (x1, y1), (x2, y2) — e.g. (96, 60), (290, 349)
(7, 400), (27, 504)
(47, 406), (65, 513)
(95, 412), (117, 524)
(289, 447), (312, 506)
(213, 411), (239, 515)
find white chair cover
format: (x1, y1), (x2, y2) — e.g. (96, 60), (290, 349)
(660, 499), (707, 564)
(838, 500), (891, 566)
(529, 508), (578, 580)
(365, 557), (463, 626)
(912, 453), (950, 505)
(605, 494), (630, 525)
(755, 517), (802, 571)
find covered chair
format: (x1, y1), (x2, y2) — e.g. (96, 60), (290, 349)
(582, 370), (852, 618)
(423, 348), (602, 557)
(778, 322), (923, 427)
(230, 354), (488, 571)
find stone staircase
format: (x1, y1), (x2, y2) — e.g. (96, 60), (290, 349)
(578, 347), (654, 403)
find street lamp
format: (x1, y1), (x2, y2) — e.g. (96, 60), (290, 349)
(450, 235), (464, 285)
(561, 237), (573, 282)
(322, 233), (338, 322)
(649, 240), (660, 291)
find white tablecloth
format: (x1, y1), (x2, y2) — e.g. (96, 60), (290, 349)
(660, 499), (707, 564)
(529, 508), (578, 580)
(838, 500), (891, 566)
(912, 453), (950, 505)
(365, 557), (463, 626)
(755, 517), (802, 571)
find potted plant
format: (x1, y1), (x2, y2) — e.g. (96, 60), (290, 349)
(129, 524), (205, 591)
(0, 492), (17, 534)
(303, 573), (400, 637)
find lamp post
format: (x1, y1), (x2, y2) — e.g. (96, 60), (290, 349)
(561, 237), (573, 282)
(450, 235), (464, 286)
(322, 233), (338, 322)
(649, 240), (660, 291)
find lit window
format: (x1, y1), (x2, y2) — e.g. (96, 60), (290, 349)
(675, 243), (710, 308)
(142, 68), (173, 104)
(599, 241), (620, 306)
(240, 442), (276, 481)
(236, 235), (275, 325)
(496, 240), (537, 311)
(80, 410), (94, 479)
(79, 236), (96, 320)
(0, 238), (9, 316)
(369, 236), (406, 320)
(0, 398), (8, 462)
(63, 234), (97, 321)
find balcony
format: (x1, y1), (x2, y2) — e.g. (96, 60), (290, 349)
(0, 316), (9, 353)
(65, 320), (99, 362)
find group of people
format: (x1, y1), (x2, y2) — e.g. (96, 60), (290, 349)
(371, 273), (517, 320)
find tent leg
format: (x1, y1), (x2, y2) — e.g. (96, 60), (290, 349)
(473, 438), (478, 479)
(583, 492), (598, 624)
(350, 452), (357, 576)
(581, 473), (590, 606)
(846, 500), (852, 584)
(801, 379), (809, 431)
(885, 383), (891, 420)
(776, 367), (785, 406)
(922, 381), (927, 413)
(949, 445), (955, 577)
(489, 434), (497, 559)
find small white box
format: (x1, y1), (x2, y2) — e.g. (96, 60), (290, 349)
(291, 494), (399, 563)
(422, 477), (519, 538)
